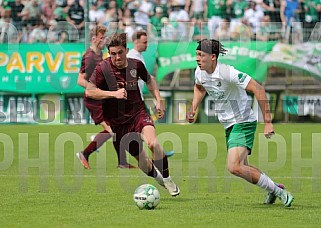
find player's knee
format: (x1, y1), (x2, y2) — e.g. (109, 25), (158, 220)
(146, 139), (159, 150)
(227, 164), (242, 177)
(103, 130), (114, 139)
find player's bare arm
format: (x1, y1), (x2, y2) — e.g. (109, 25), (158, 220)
(146, 76), (165, 119)
(245, 78), (274, 138)
(77, 72), (88, 88)
(85, 81), (127, 100)
(188, 84), (206, 123)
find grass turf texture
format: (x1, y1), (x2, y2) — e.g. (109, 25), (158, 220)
(0, 124), (321, 227)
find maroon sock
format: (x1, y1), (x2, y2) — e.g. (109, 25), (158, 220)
(146, 165), (157, 178)
(153, 156), (169, 178)
(83, 130), (112, 157)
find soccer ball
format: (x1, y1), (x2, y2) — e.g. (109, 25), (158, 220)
(133, 184), (160, 210)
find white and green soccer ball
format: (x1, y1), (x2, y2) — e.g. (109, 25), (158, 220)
(133, 184), (160, 210)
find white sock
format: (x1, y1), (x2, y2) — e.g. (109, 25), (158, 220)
(257, 173), (275, 193)
(273, 185), (283, 197)
(163, 176), (171, 182)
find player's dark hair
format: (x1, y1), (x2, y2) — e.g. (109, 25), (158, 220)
(196, 39), (228, 58)
(132, 30), (147, 41)
(107, 33), (127, 50)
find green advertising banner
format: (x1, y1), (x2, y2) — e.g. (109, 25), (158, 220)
(157, 42), (198, 81)
(6, 41), (320, 94)
(263, 43), (321, 81)
(157, 41), (276, 82)
(0, 43), (84, 93)
(0, 43), (157, 94)
(283, 95), (299, 115)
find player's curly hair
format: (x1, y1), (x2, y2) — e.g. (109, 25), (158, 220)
(196, 39), (228, 58)
(107, 33), (127, 50)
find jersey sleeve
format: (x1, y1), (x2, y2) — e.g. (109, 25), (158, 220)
(137, 61), (151, 82)
(89, 63), (107, 90)
(228, 65), (251, 89)
(194, 67), (202, 85)
(79, 53), (94, 74)
(79, 54), (86, 73)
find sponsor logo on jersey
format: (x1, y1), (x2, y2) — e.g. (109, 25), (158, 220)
(144, 117), (153, 123)
(209, 90), (225, 99)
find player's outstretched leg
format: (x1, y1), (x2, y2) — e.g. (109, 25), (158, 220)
(85, 130), (113, 158)
(258, 174), (294, 207)
(142, 156), (180, 196)
(142, 125), (180, 196)
(153, 156), (180, 196)
(134, 152), (165, 188)
(77, 130), (112, 169)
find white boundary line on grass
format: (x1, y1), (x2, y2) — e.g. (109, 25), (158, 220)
(0, 174), (319, 179)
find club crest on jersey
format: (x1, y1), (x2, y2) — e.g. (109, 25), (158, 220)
(130, 69), (137, 78)
(238, 73), (247, 83)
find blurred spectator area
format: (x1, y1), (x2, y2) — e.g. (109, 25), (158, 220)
(0, 0), (320, 43)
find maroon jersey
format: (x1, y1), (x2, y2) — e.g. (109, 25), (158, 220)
(80, 48), (103, 80)
(90, 57), (151, 126)
(80, 48), (104, 124)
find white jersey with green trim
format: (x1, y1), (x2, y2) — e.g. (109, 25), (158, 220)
(195, 62), (257, 129)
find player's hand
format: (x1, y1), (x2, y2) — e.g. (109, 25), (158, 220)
(114, 88), (127, 100)
(187, 111), (195, 123)
(155, 101), (165, 119)
(264, 122), (275, 139)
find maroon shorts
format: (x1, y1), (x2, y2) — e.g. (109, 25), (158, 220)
(112, 110), (154, 157)
(84, 98), (103, 125)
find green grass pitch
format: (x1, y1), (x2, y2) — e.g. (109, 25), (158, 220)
(0, 124), (321, 227)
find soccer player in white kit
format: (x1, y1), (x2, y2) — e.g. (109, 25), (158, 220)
(188, 39), (294, 207)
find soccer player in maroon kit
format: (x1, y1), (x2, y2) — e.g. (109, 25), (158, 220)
(85, 33), (180, 196)
(76, 25), (136, 169)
